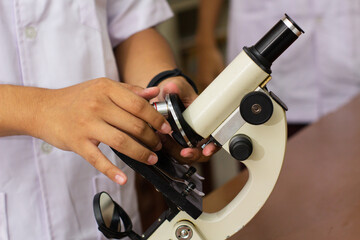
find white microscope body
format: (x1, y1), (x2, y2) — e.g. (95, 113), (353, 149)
(151, 52), (287, 239)
(150, 14), (304, 240)
(93, 14), (304, 240)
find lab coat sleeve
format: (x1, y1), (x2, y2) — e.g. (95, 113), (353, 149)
(107, 0), (174, 48)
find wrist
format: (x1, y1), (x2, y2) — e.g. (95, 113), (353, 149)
(147, 69), (198, 94)
(29, 88), (57, 140)
(18, 86), (53, 139)
(0, 85), (51, 137)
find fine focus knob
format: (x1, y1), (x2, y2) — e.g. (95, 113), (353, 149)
(229, 134), (253, 161)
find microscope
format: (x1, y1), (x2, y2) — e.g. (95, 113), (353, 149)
(93, 14), (304, 240)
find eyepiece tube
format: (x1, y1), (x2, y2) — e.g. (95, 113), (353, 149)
(244, 14), (304, 73)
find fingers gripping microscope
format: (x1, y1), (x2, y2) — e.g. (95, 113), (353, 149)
(93, 14), (304, 240)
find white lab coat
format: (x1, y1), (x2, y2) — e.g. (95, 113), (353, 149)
(0, 1), (172, 239)
(227, 0), (360, 123)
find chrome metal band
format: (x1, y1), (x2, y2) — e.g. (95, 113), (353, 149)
(166, 95), (194, 148)
(282, 17), (302, 37)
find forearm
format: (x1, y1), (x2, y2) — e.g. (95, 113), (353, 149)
(115, 28), (178, 88)
(0, 84), (48, 137)
(196, 0), (225, 47)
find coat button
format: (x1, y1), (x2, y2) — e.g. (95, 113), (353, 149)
(41, 142), (53, 154)
(25, 26), (37, 39)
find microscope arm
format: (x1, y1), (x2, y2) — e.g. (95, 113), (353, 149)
(148, 93), (286, 240)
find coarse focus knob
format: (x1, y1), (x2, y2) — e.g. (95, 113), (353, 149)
(229, 134), (253, 161)
(240, 91), (273, 125)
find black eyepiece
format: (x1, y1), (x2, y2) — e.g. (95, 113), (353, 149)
(244, 14), (304, 73)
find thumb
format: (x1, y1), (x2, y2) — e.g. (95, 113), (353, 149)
(138, 87), (161, 100)
(122, 84), (160, 100)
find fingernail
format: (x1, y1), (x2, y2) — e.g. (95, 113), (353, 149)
(146, 86), (155, 90)
(155, 142), (162, 151)
(185, 153), (194, 158)
(160, 122), (172, 134)
(143, 87), (157, 93)
(115, 174), (126, 185)
(147, 154), (158, 165)
(203, 149), (213, 157)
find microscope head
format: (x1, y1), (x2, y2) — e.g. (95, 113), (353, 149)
(156, 14), (304, 154)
